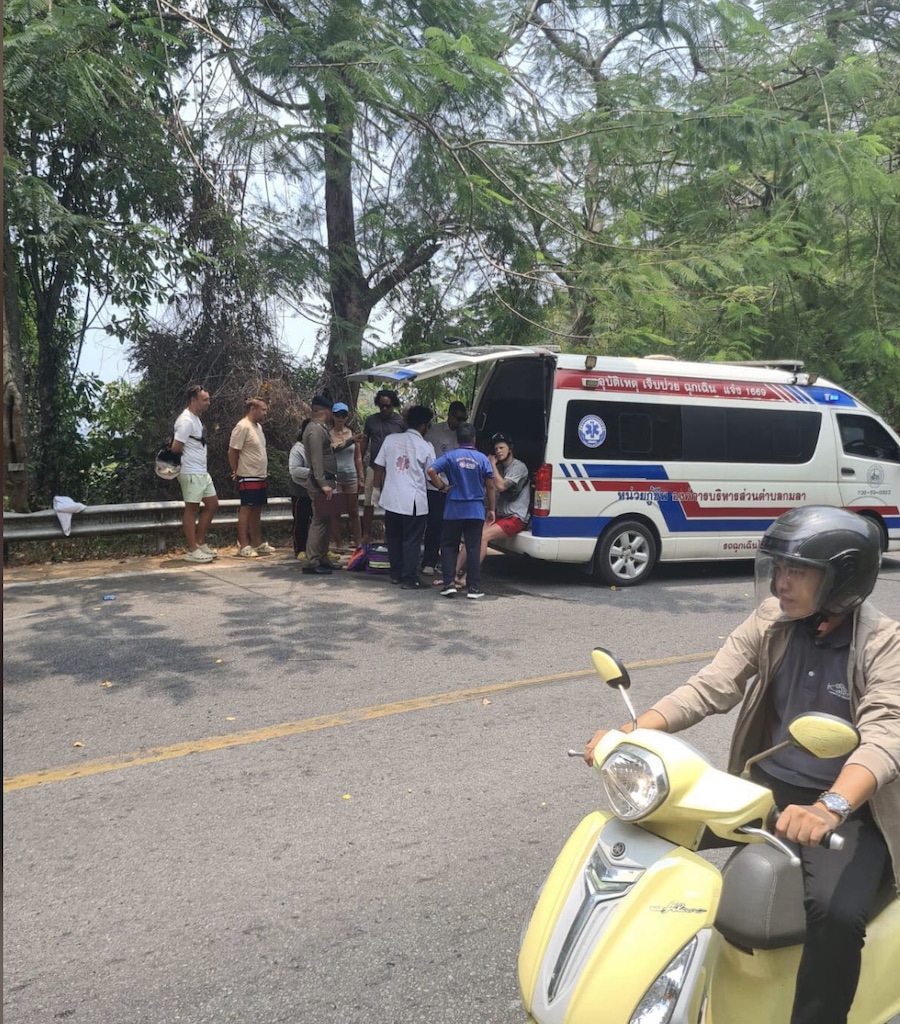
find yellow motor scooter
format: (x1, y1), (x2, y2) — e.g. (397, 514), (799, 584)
(518, 648), (900, 1024)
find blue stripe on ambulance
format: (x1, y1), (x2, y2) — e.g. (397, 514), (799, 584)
(532, 464), (894, 539)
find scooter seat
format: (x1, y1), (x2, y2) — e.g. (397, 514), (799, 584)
(715, 844), (896, 952)
(716, 844), (806, 951)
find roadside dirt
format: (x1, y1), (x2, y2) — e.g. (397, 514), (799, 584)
(2, 547), (298, 585)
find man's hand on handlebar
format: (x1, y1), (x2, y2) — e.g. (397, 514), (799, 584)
(583, 710), (670, 766)
(583, 730), (610, 766)
(775, 803), (841, 847)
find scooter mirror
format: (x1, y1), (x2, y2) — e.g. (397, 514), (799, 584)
(591, 648), (631, 690)
(787, 713), (860, 759)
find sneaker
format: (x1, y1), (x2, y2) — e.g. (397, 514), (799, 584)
(295, 551), (307, 561)
(421, 566), (435, 576)
(255, 542), (276, 555)
(440, 584), (457, 597)
(302, 564), (333, 575)
(182, 548), (214, 563)
(199, 543), (218, 558)
(466, 589), (485, 600)
(237, 545), (259, 558)
(401, 580), (422, 590)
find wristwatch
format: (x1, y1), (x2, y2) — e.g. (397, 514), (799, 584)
(816, 791), (852, 825)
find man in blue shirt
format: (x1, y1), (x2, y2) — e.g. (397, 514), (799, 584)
(427, 423), (495, 599)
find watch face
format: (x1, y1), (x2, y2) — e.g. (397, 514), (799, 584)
(821, 793), (850, 820)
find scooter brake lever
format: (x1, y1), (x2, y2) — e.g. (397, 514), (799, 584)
(737, 825), (802, 867)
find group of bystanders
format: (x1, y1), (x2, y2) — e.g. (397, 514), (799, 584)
(171, 384), (531, 597)
(171, 386), (274, 563)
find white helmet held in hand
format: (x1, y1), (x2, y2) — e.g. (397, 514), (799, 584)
(155, 446), (181, 480)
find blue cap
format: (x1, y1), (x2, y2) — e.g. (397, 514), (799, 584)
(332, 402), (349, 413)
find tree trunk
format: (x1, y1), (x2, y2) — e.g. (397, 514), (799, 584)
(321, 90), (374, 405)
(3, 241), (30, 511)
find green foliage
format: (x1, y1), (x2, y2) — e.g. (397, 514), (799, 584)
(3, 0), (199, 502)
(6, 0), (900, 507)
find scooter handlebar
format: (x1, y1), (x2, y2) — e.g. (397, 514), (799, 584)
(820, 830), (844, 852)
(763, 807), (845, 853)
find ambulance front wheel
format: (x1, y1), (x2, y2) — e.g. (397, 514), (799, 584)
(594, 518), (658, 587)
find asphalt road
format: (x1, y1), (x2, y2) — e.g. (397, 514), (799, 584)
(4, 552), (900, 1024)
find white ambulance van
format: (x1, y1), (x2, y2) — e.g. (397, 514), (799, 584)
(349, 347), (900, 585)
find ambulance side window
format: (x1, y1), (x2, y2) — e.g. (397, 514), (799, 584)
(838, 415), (900, 463)
(619, 414), (652, 454)
(724, 408), (820, 464)
(682, 408), (726, 460)
(564, 401), (681, 460)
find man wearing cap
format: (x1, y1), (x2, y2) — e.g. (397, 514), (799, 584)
(426, 422), (495, 600)
(453, 432), (531, 587)
(360, 389), (405, 544)
(373, 405), (435, 589)
(302, 395), (340, 575)
(421, 401), (467, 575)
(171, 383), (218, 563)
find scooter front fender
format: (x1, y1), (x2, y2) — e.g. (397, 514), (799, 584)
(520, 812), (723, 1024)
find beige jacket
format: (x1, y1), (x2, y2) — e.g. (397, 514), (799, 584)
(652, 600), (900, 891)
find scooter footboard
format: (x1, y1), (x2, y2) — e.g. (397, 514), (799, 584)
(520, 813), (723, 1024)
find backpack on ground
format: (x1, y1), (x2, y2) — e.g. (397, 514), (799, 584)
(345, 545), (369, 572)
(365, 544), (391, 575)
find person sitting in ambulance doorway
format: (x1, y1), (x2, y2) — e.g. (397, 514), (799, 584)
(453, 432), (530, 589)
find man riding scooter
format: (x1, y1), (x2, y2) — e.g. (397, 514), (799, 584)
(584, 506), (900, 1024)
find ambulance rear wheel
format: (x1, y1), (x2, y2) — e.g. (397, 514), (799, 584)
(595, 519), (657, 587)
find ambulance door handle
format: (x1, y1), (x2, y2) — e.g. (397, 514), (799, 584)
(841, 467), (855, 476)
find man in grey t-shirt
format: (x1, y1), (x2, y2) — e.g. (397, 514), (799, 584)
(453, 431), (531, 587)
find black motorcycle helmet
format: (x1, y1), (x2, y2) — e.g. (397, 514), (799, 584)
(755, 506), (882, 617)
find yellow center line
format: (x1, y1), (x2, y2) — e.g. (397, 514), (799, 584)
(4, 650), (716, 793)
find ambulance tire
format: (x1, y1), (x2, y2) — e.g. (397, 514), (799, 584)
(595, 519), (657, 587)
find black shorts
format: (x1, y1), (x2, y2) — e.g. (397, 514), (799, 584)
(238, 477), (268, 507)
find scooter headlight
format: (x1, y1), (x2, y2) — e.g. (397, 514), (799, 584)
(628, 937), (697, 1024)
(600, 743), (668, 821)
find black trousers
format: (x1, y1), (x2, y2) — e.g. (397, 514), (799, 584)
(384, 511), (427, 583)
(754, 768), (891, 1024)
(291, 492), (312, 555)
(440, 518), (484, 590)
(421, 489), (446, 569)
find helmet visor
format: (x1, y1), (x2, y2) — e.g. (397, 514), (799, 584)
(755, 553), (831, 621)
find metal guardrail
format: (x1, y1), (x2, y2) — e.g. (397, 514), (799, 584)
(3, 498), (295, 553)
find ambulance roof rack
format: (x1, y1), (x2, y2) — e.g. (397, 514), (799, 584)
(723, 359), (806, 372)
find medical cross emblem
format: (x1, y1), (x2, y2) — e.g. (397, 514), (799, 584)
(578, 415), (607, 449)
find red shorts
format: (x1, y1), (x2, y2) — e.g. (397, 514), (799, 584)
(495, 515), (527, 537)
(238, 477), (268, 507)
